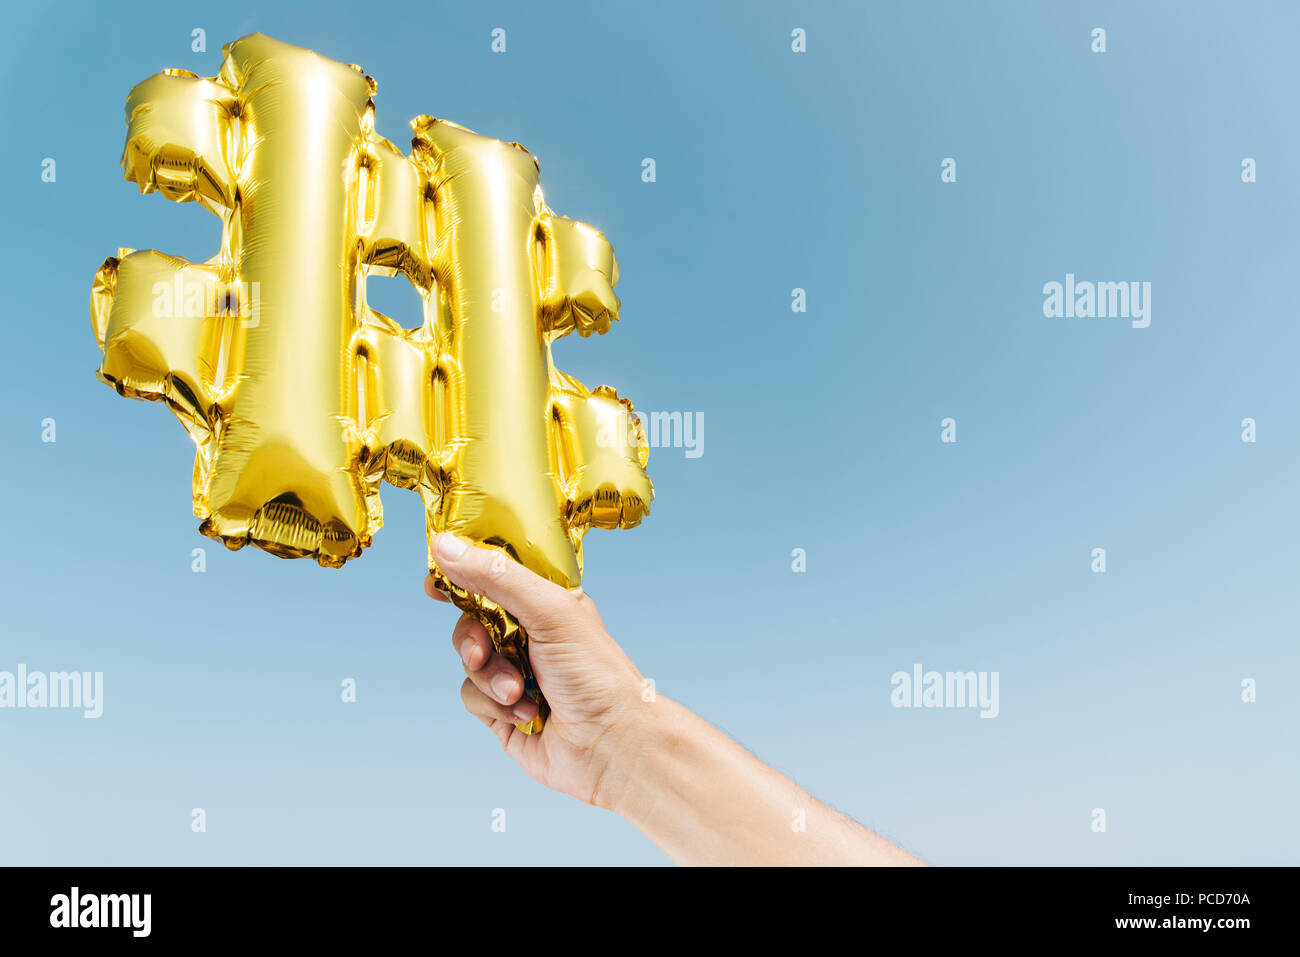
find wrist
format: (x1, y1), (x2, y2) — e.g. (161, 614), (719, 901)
(590, 690), (691, 822)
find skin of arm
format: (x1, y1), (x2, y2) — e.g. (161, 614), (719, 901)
(425, 533), (923, 867)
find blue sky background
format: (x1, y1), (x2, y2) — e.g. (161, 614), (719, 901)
(2, 0), (1297, 865)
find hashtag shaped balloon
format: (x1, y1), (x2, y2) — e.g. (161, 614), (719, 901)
(90, 33), (653, 733)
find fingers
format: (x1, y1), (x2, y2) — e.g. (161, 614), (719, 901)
(450, 613), (493, 670)
(432, 533), (576, 633)
(423, 573), (451, 602)
(452, 616), (491, 670)
(461, 676), (539, 727)
(451, 613), (531, 711)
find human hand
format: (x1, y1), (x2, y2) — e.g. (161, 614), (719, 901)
(425, 532), (922, 865)
(424, 532), (647, 808)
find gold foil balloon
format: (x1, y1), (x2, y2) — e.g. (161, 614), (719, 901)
(90, 34), (653, 732)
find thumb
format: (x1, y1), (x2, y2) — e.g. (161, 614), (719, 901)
(432, 533), (576, 634)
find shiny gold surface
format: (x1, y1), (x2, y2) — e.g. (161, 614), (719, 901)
(91, 34), (653, 732)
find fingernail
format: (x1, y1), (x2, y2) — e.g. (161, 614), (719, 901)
(513, 705), (535, 722)
(459, 639), (475, 668)
(491, 673), (517, 704)
(436, 533), (468, 560)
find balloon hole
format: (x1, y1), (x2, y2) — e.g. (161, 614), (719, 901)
(364, 274), (425, 330)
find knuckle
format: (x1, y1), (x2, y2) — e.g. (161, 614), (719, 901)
(485, 551), (509, 583)
(564, 585), (596, 622)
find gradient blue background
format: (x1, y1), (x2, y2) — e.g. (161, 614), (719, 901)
(2, 0), (1297, 865)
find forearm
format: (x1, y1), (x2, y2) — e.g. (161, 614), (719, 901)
(598, 695), (923, 866)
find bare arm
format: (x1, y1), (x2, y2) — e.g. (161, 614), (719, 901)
(426, 533), (923, 866)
